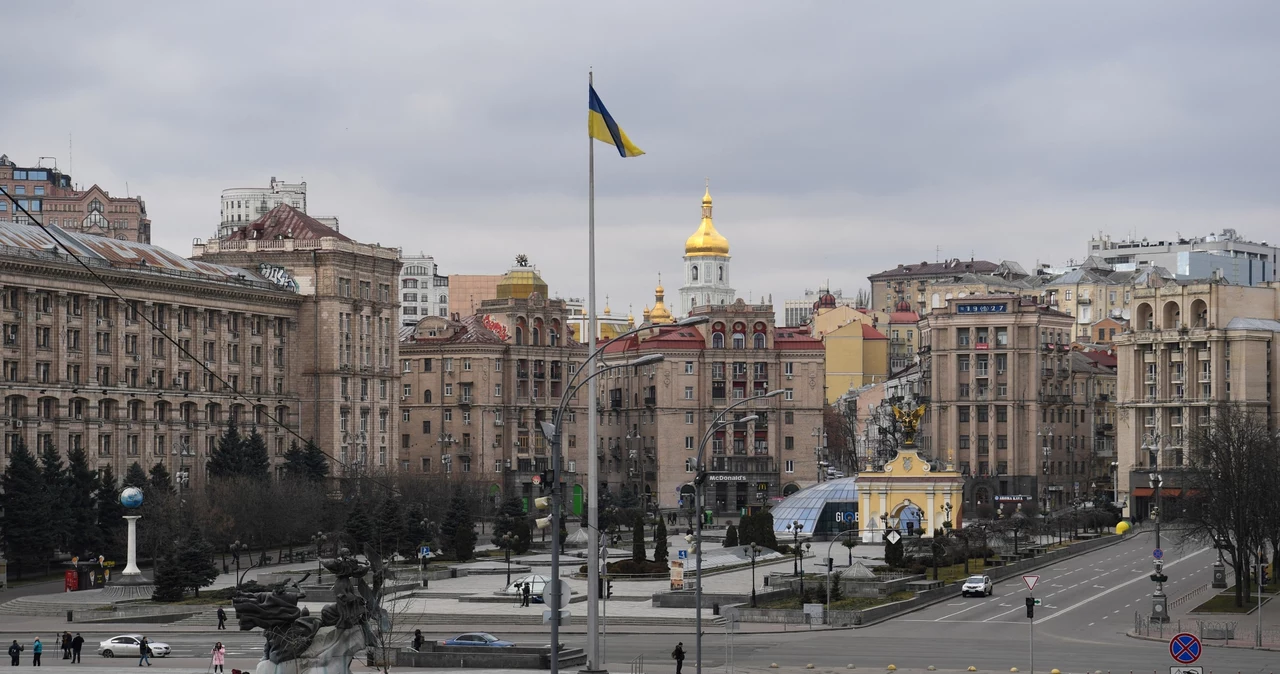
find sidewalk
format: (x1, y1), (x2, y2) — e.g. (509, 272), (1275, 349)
(1129, 560), (1280, 650)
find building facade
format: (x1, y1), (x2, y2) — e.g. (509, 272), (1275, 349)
(219, 178), (308, 240)
(1, 155), (151, 244)
(868, 259), (1003, 314)
(919, 295), (1086, 510)
(679, 188), (735, 316)
(1089, 230), (1277, 285)
(0, 221), (302, 485)
(398, 267), (589, 511)
(399, 254), (449, 326)
(192, 205), (402, 476)
(447, 274), (506, 318)
(597, 299), (826, 514)
(783, 287), (859, 328)
(1113, 281), (1280, 520)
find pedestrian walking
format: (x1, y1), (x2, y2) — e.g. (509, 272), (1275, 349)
(7, 641), (20, 666)
(411, 630), (425, 652)
(216, 607), (227, 630)
(31, 638), (41, 667)
(521, 582), (531, 607)
(137, 637), (151, 667)
(70, 635), (83, 664)
(671, 641), (685, 674)
(210, 642), (225, 673)
(59, 634), (70, 661)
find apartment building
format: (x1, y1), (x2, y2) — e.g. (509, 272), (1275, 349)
(868, 258), (1003, 314)
(1113, 281), (1280, 520)
(1, 154), (151, 244)
(0, 221), (302, 485)
(399, 254), (449, 326)
(597, 299), (826, 514)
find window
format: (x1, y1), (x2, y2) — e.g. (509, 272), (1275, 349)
(958, 383), (970, 398)
(958, 355), (970, 372)
(444, 383), (453, 396)
(732, 333), (745, 349)
(422, 420), (431, 434)
(712, 333), (725, 349)
(685, 437), (694, 450)
(995, 353), (1007, 373)
(684, 386), (694, 400)
(784, 436), (794, 450)
(784, 411), (794, 424)
(996, 405), (1007, 423)
(685, 361), (694, 374)
(443, 409), (452, 422)
(784, 460), (794, 473)
(997, 434), (1008, 449)
(784, 388), (794, 401)
(494, 383), (502, 397)
(959, 434), (970, 449)
(977, 406), (988, 423)
(958, 406), (970, 422)
(784, 362), (794, 376)
(753, 333), (766, 349)
(685, 412), (694, 424)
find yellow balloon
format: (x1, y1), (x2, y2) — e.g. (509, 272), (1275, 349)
(1115, 521), (1131, 535)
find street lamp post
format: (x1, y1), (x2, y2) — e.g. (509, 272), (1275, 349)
(310, 532), (326, 582)
(229, 540), (249, 589)
(541, 351), (668, 674)
(1149, 471), (1168, 622)
(746, 543), (760, 607)
(500, 532), (515, 587)
(1038, 426), (1053, 513)
(692, 389), (785, 674)
(1111, 461), (1119, 508)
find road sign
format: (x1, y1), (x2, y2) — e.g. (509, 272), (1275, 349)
(1171, 667), (1203, 674)
(419, 546), (431, 558)
(1154, 548), (1164, 560)
(1033, 598), (1042, 606)
(678, 549), (688, 560)
(542, 608), (571, 625)
(1169, 633), (1202, 664)
(886, 531), (902, 545)
(1022, 575), (1040, 592)
(532, 474), (542, 485)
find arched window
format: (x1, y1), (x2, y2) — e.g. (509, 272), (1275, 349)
(691, 266), (699, 281)
(515, 326), (524, 345)
(423, 390), (433, 404)
(732, 333), (745, 349)
(532, 328), (541, 346)
(712, 333), (725, 349)
(718, 265), (724, 281)
(753, 333), (766, 349)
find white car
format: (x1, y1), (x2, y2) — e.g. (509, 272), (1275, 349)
(98, 635), (171, 658)
(960, 575), (993, 597)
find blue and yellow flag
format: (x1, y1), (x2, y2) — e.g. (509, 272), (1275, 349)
(588, 85), (644, 158)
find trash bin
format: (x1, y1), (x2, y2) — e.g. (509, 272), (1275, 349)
(763, 576), (769, 587)
(713, 603), (720, 616)
(450, 568), (458, 579)
(66, 610), (73, 623)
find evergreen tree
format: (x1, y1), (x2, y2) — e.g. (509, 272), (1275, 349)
(631, 513), (646, 563)
(491, 496), (532, 554)
(175, 525), (220, 597)
(754, 511), (779, 549)
(242, 430), (271, 480)
(65, 446), (103, 558)
(151, 545), (185, 602)
(723, 523), (739, 547)
(1, 437), (52, 576)
(123, 461), (149, 489)
(282, 440), (306, 479)
(372, 498), (406, 559)
(440, 493), (477, 561)
(344, 500), (374, 548)
(148, 462), (175, 496)
(206, 418), (245, 479)
(95, 466), (127, 560)
(302, 440), (330, 482)
(653, 517), (669, 564)
(39, 441), (71, 559)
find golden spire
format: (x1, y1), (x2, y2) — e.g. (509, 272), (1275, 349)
(603, 294), (611, 316)
(627, 304), (635, 327)
(642, 305), (652, 322)
(685, 180), (729, 257)
(649, 274), (674, 324)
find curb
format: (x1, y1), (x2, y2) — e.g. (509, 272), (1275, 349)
(1125, 629), (1280, 652)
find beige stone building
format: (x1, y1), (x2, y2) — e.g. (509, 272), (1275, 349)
(1113, 281), (1280, 520)
(2, 154), (151, 244)
(920, 295), (1093, 510)
(447, 274), (505, 317)
(0, 221), (301, 484)
(597, 299), (826, 514)
(398, 263), (590, 512)
(868, 259), (1003, 314)
(192, 205), (402, 476)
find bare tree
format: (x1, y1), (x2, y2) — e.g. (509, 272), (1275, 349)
(1183, 404), (1280, 607)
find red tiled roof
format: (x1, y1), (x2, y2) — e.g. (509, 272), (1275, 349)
(602, 326), (707, 353)
(774, 330), (824, 350)
(1081, 349), (1117, 368)
(889, 311), (920, 324)
(862, 324), (888, 340)
(225, 204), (351, 242)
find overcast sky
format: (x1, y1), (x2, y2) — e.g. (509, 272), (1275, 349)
(5, 1), (1279, 317)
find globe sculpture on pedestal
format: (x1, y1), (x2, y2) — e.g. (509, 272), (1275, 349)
(120, 487), (144, 509)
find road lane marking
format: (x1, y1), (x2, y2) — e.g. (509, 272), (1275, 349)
(1034, 546), (1210, 625)
(933, 597), (1001, 621)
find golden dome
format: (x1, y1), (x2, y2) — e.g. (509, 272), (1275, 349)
(684, 185), (729, 257)
(495, 264), (549, 300)
(649, 281), (674, 324)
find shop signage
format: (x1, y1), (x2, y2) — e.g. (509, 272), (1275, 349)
(708, 474), (748, 482)
(957, 303), (1008, 314)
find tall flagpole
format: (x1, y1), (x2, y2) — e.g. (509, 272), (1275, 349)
(585, 69), (604, 673)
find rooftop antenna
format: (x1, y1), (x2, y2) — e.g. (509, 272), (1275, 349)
(69, 134), (73, 180)
(936, 245), (941, 263)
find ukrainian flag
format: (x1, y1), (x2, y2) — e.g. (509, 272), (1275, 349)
(588, 85), (645, 158)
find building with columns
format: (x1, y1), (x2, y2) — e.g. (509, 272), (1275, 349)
(678, 187), (735, 317)
(1113, 281), (1280, 520)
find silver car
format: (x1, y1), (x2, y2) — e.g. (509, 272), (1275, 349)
(960, 575), (993, 597)
(98, 635), (171, 658)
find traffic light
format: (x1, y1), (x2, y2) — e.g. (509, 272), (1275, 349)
(1025, 597), (1035, 619)
(539, 471), (552, 493)
(606, 579), (614, 599)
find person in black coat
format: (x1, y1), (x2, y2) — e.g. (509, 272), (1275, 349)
(672, 642), (685, 674)
(216, 607), (227, 630)
(70, 634), (83, 664)
(7, 641), (21, 667)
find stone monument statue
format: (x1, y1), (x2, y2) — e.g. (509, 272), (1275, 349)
(104, 487), (154, 600)
(234, 547), (388, 674)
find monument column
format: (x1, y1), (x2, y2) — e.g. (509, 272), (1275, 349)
(122, 515), (142, 576)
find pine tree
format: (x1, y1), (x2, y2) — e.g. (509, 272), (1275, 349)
(302, 440), (330, 482)
(1, 437), (53, 577)
(123, 462), (148, 489)
(282, 441), (307, 479)
(206, 419), (245, 479)
(492, 496), (532, 554)
(242, 429), (271, 480)
(653, 517), (669, 564)
(175, 526), (220, 597)
(151, 545), (185, 602)
(372, 498), (406, 559)
(440, 494), (477, 561)
(344, 500), (374, 548)
(148, 462), (175, 496)
(39, 441), (71, 561)
(66, 446), (103, 559)
(96, 466), (127, 561)
(631, 513), (646, 563)
(723, 523), (739, 547)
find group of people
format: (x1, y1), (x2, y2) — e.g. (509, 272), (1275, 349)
(7, 634), (85, 666)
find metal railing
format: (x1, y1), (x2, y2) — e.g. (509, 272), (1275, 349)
(630, 654), (644, 674)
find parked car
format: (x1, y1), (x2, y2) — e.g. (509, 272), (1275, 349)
(961, 575), (993, 597)
(442, 633), (514, 648)
(98, 635), (171, 658)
